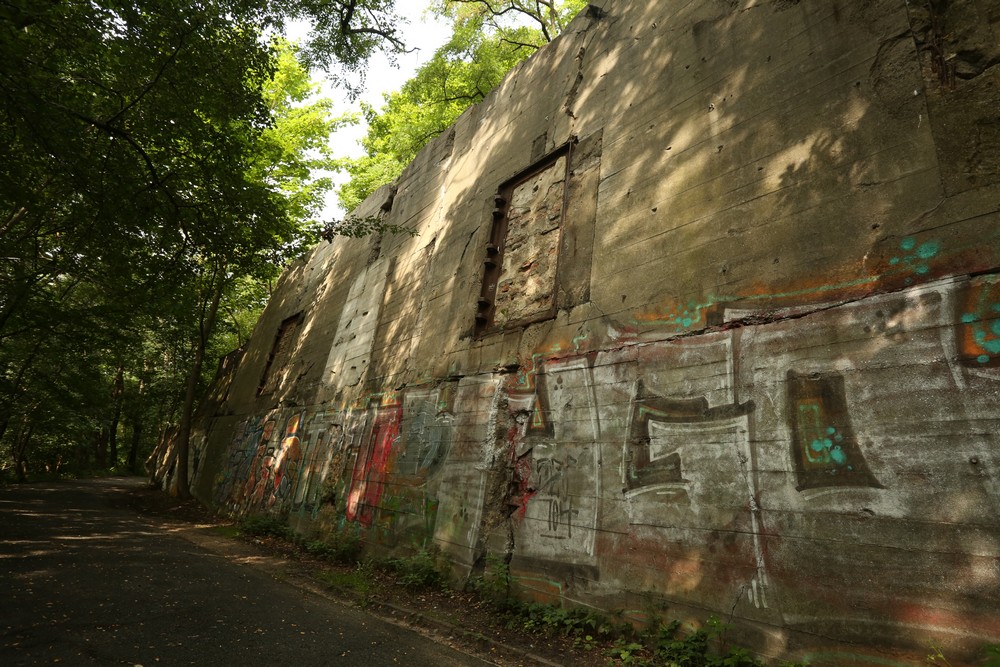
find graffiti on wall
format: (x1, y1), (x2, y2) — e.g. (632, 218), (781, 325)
(289, 410), (340, 511)
(958, 276), (1000, 368)
(346, 394), (402, 526)
(214, 416), (276, 512)
(371, 388), (454, 546)
(508, 357), (601, 561)
(786, 371), (882, 491)
(204, 274), (1000, 655)
(211, 386), (453, 549)
(623, 379), (754, 493)
(242, 411), (304, 510)
(606, 333), (772, 611)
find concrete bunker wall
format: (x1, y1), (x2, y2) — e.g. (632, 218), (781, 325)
(189, 0), (1000, 662)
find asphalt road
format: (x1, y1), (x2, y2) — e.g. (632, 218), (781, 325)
(0, 478), (493, 667)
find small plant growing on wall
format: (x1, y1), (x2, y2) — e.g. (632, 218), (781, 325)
(470, 553), (511, 606)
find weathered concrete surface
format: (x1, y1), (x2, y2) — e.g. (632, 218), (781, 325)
(179, 1), (1000, 663)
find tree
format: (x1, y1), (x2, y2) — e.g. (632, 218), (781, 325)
(0, 0), (402, 489)
(435, 0), (587, 43)
(335, 0), (586, 211)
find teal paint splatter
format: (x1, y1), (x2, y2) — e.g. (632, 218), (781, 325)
(916, 241), (940, 259)
(889, 237), (942, 281)
(979, 355), (991, 364)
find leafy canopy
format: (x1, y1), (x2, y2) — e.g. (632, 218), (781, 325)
(335, 0), (586, 213)
(0, 0), (400, 480)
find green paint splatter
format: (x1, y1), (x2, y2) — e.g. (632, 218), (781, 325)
(900, 237), (917, 251)
(978, 355), (991, 364)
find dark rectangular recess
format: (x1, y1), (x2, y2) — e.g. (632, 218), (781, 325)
(475, 139), (575, 337)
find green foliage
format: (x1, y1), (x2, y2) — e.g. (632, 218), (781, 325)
(925, 643), (1000, 667)
(336, 0), (587, 212)
(317, 560), (376, 604)
(387, 547), (446, 589)
(469, 556), (769, 666)
(321, 214), (417, 240)
(649, 617), (764, 667)
(301, 527), (363, 565)
(238, 515), (363, 565)
(238, 514), (296, 540)
(926, 644), (951, 666)
(470, 553), (512, 603)
(607, 640), (648, 665)
(0, 1), (401, 483)
(506, 601), (604, 638)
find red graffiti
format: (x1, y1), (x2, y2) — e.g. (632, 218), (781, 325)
(346, 396), (403, 526)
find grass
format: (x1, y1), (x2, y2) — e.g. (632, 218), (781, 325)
(317, 563), (375, 598)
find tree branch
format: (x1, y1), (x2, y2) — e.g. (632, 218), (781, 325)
(107, 28), (192, 127)
(53, 104), (181, 215)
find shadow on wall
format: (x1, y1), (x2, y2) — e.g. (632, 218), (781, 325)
(189, 0), (1000, 663)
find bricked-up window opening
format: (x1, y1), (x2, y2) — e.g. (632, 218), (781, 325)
(257, 313), (303, 396)
(476, 141), (573, 336)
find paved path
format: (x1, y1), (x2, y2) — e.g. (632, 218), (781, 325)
(0, 478), (493, 666)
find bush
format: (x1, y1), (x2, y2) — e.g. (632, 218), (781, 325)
(387, 548), (445, 589)
(302, 527), (362, 565)
(237, 514), (294, 540)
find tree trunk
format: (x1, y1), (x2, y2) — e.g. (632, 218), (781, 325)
(94, 428), (109, 468)
(173, 268), (225, 499)
(108, 365), (125, 467)
(127, 419), (143, 473)
(12, 419), (33, 483)
(0, 341), (43, 446)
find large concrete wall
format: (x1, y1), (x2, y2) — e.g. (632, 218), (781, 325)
(188, 0), (1000, 662)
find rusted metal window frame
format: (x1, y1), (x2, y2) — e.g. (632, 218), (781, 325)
(475, 139), (575, 338)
